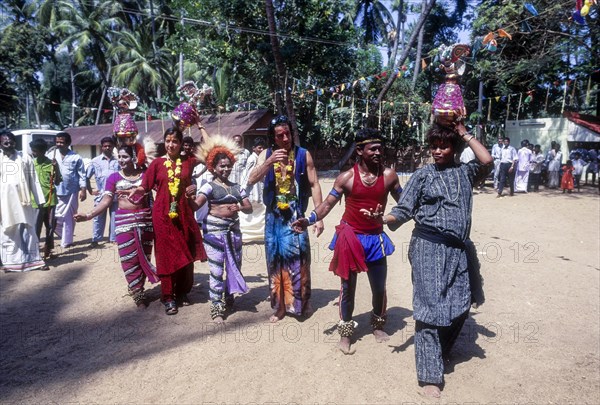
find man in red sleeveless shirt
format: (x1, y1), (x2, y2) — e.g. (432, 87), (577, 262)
(293, 128), (402, 354)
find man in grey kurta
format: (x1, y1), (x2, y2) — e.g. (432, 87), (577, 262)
(375, 121), (492, 397)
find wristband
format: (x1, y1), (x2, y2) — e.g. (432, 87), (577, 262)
(307, 210), (318, 225)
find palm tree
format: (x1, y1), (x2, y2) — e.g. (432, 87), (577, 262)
(110, 26), (176, 109)
(353, 0), (394, 46)
(42, 0), (124, 125)
(213, 63), (231, 112)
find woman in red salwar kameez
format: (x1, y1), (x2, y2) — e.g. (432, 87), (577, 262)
(130, 127), (207, 315)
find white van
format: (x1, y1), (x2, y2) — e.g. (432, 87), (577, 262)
(11, 129), (60, 155)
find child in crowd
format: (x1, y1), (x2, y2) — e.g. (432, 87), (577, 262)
(561, 160), (574, 193)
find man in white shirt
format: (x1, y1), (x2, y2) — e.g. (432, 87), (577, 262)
(497, 137), (518, 197)
(529, 145), (545, 192)
(491, 137), (503, 190)
(49, 132), (87, 248)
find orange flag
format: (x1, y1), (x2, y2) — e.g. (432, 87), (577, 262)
(482, 32), (495, 44)
(497, 29), (512, 40)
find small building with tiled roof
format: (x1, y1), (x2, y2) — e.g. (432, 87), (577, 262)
(65, 110), (273, 159)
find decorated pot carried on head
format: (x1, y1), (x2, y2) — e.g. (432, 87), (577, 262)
(171, 81), (214, 134)
(431, 44), (470, 126)
(108, 87), (149, 167)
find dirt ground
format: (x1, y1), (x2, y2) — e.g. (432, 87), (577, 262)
(1, 176), (599, 405)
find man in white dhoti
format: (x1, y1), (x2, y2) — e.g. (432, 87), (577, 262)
(240, 137), (266, 243)
(48, 132), (86, 248)
(514, 140), (532, 193)
(491, 137), (503, 190)
(0, 131), (47, 272)
(230, 134), (250, 185)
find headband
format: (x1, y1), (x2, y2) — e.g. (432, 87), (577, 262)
(356, 138), (383, 146)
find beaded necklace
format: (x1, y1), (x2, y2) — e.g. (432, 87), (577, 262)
(438, 167), (460, 202)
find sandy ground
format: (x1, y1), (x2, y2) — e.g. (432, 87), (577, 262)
(1, 176), (599, 405)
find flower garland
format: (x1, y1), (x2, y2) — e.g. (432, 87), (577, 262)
(274, 149), (295, 210)
(164, 157), (182, 219)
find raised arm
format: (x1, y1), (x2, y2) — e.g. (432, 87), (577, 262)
(455, 122), (493, 166)
(247, 148), (289, 186)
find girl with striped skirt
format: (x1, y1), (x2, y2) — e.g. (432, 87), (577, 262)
(75, 145), (157, 307)
(189, 136), (252, 323)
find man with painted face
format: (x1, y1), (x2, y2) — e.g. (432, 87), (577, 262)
(247, 115), (323, 322)
(292, 128), (402, 355)
(0, 130), (47, 271)
(48, 132), (87, 248)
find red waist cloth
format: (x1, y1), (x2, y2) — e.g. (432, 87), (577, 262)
(329, 223), (368, 280)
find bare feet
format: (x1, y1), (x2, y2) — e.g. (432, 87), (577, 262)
(213, 316), (224, 324)
(338, 337), (355, 355)
(269, 310), (285, 323)
(420, 384), (441, 398)
(373, 329), (390, 343)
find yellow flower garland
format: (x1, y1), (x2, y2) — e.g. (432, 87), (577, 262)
(164, 158), (182, 219)
(274, 149), (295, 210)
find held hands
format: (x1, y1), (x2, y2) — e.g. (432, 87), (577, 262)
(291, 218), (309, 233)
(118, 189), (145, 204)
(290, 218), (324, 237)
(185, 184), (197, 198)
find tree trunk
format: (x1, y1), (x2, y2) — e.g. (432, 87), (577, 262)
(95, 63), (111, 125)
(334, 0), (435, 170)
(411, 0), (427, 91)
(367, 0), (436, 128)
(387, 2), (403, 70)
(32, 90), (41, 127)
(264, 0), (300, 145)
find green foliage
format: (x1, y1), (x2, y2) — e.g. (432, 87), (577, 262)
(469, 0), (599, 120)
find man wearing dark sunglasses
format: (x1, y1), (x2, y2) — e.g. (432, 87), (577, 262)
(248, 115), (323, 322)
